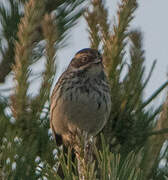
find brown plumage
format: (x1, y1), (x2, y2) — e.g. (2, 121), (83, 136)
(50, 48), (111, 146)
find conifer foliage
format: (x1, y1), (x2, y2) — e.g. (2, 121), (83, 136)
(0, 0), (168, 179)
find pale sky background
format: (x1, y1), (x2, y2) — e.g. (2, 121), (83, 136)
(0, 0), (168, 107)
(56, 0), (168, 105)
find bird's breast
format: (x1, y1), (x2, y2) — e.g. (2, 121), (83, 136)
(56, 76), (111, 135)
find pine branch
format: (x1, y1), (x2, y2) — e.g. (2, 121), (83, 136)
(147, 128), (168, 136)
(85, 1), (101, 49)
(139, 80), (168, 110)
(11, 0), (45, 124)
(96, 0), (110, 42)
(141, 94), (168, 179)
(9, 5), (57, 177)
(104, 0), (138, 78)
(0, 0), (21, 82)
(0, 0), (86, 83)
(0, 97), (11, 142)
(31, 14), (57, 118)
(85, 0), (110, 49)
(146, 104), (163, 124)
(86, 0), (139, 74)
(54, 0), (85, 46)
(142, 59), (157, 90)
(101, 0), (138, 148)
(103, 30), (147, 153)
(94, 135), (142, 180)
(122, 30), (145, 111)
(110, 30), (146, 154)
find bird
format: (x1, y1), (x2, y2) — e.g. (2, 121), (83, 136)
(50, 48), (111, 147)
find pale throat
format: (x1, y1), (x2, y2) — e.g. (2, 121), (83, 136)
(86, 63), (103, 77)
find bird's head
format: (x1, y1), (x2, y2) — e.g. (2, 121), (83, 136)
(68, 48), (103, 74)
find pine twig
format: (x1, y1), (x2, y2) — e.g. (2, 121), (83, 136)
(11, 0), (45, 122)
(31, 13), (57, 118)
(0, 0), (21, 83)
(85, 0), (101, 49)
(85, 0), (110, 50)
(141, 94), (168, 179)
(0, 0), (85, 83)
(122, 29), (145, 112)
(73, 131), (95, 180)
(140, 80), (168, 110)
(102, 0), (138, 148)
(106, 0), (138, 78)
(147, 128), (168, 137)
